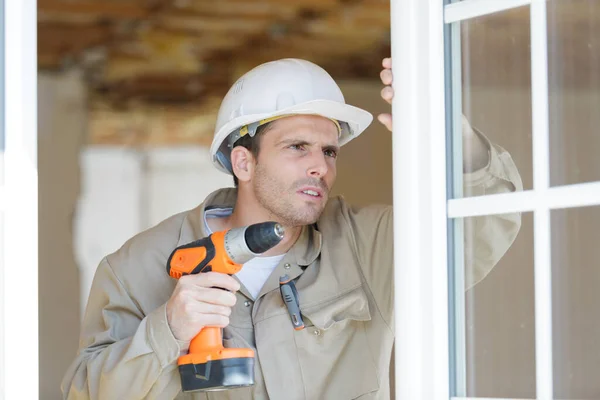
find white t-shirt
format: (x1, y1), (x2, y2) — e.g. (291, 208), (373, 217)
(204, 208), (285, 299)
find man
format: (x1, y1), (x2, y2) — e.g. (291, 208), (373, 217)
(62, 58), (522, 399)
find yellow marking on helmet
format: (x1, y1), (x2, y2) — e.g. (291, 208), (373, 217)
(238, 115), (342, 137)
(330, 119), (342, 134)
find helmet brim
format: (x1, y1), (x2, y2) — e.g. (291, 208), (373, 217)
(211, 99), (373, 174)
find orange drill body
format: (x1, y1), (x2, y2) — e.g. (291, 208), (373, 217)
(168, 230), (254, 371)
(168, 230), (241, 278)
(166, 222), (284, 392)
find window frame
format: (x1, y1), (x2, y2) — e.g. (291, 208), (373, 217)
(390, 0), (596, 398)
(0, 1), (39, 399)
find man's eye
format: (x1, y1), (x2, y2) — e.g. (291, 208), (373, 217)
(289, 144), (303, 150)
(324, 149), (338, 158)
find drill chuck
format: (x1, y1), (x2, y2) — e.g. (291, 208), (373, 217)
(245, 222), (285, 254)
(224, 221), (284, 264)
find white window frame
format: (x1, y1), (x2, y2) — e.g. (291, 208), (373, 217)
(390, 0), (449, 398)
(0, 1), (39, 399)
(392, 0), (599, 399)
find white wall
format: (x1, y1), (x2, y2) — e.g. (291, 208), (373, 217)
(145, 147), (234, 229)
(74, 149), (143, 315)
(75, 146), (233, 312)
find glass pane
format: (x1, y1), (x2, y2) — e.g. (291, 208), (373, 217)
(548, 0), (600, 186)
(450, 212), (535, 398)
(551, 206), (600, 398)
(454, 5), (532, 199)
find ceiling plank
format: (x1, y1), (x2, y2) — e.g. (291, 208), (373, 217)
(88, 100), (222, 146)
(38, 0), (150, 19)
(164, 1), (298, 19)
(156, 15), (271, 34)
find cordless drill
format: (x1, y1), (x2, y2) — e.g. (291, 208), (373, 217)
(166, 221), (285, 392)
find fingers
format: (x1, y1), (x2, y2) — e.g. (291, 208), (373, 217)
(197, 313), (230, 328)
(194, 287), (238, 307)
(381, 86), (394, 104)
(382, 57), (392, 69)
(188, 301), (233, 317)
(167, 272), (241, 341)
(177, 272), (239, 307)
(380, 57), (393, 106)
(183, 271), (241, 292)
(377, 113), (393, 132)
(380, 67), (393, 85)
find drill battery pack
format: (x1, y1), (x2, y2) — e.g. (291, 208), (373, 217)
(179, 357), (255, 392)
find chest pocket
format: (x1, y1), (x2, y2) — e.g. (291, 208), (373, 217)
(296, 285), (380, 400)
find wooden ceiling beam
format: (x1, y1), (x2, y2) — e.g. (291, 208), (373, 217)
(163, 2), (298, 19)
(198, 0), (383, 81)
(38, 21), (114, 69)
(156, 15), (271, 34)
(38, 22), (113, 48)
(38, 52), (65, 69)
(37, 0), (174, 71)
(40, 0), (393, 111)
(38, 0), (152, 20)
(88, 101), (222, 146)
(197, 1), (353, 66)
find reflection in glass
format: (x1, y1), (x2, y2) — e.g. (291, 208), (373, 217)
(452, 212), (535, 398)
(548, 0), (600, 186)
(551, 206), (600, 398)
(457, 5), (532, 199)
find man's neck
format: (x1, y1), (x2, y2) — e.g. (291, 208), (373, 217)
(206, 193), (303, 257)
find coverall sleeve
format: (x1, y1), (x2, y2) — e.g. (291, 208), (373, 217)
(349, 131), (522, 327)
(60, 257), (192, 400)
(462, 130), (523, 290)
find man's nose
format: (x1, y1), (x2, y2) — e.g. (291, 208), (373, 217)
(307, 151), (328, 178)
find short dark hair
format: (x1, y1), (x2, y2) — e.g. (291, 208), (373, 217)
(231, 122), (274, 187)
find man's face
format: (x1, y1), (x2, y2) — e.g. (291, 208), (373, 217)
(251, 115), (339, 227)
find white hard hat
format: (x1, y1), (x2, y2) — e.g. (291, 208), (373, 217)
(210, 58), (374, 174)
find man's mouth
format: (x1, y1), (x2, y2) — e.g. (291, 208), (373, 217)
(301, 189), (320, 197)
(297, 185), (325, 199)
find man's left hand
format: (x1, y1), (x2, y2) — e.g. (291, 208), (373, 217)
(377, 57), (490, 172)
(377, 57), (393, 132)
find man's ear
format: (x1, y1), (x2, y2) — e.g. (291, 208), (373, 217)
(230, 146), (254, 183)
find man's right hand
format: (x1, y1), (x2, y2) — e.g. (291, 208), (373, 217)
(166, 272), (240, 342)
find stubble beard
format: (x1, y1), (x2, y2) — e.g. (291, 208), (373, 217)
(253, 164), (327, 227)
